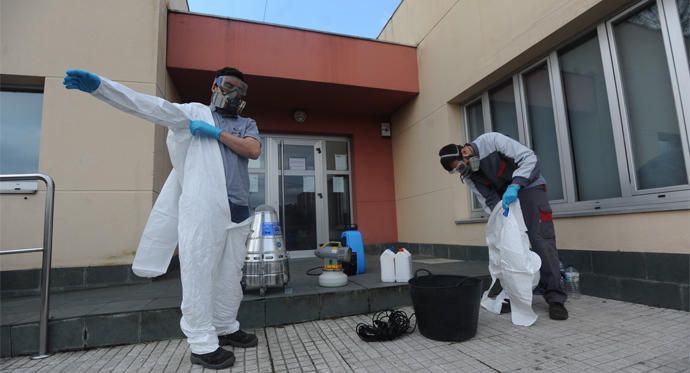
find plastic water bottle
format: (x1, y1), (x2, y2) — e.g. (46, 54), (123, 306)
(394, 248), (412, 283)
(380, 248), (396, 283)
(564, 265), (580, 297)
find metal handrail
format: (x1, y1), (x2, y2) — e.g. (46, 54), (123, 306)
(0, 173), (55, 359)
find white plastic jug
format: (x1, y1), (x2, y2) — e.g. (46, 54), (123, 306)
(394, 248), (412, 283)
(380, 249), (396, 283)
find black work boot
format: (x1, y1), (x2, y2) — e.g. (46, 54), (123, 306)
(549, 302), (569, 320)
(219, 329), (259, 348)
(190, 347), (235, 369)
(500, 299), (511, 314)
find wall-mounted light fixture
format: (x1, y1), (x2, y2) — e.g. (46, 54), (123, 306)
(381, 122), (391, 137)
(293, 110), (307, 123)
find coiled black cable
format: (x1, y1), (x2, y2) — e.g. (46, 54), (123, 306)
(355, 309), (416, 342)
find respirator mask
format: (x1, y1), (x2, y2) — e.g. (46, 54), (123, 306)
(211, 75), (248, 118)
(440, 144), (480, 181)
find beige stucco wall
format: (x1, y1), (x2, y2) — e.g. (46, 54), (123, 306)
(378, 0), (456, 46)
(0, 0), (174, 270)
(385, 0), (690, 254)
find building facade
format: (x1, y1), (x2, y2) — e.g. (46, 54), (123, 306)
(1, 0), (688, 309)
(380, 0), (689, 309)
(0, 0), (414, 283)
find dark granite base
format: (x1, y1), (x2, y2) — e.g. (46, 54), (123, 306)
(367, 243), (690, 312)
(0, 255), (490, 357)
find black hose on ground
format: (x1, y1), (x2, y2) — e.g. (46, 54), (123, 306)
(355, 309), (416, 342)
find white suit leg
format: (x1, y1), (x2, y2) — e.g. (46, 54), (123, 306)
(178, 238), (224, 354)
(213, 220), (252, 335)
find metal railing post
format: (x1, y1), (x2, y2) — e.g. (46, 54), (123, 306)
(0, 173), (55, 359)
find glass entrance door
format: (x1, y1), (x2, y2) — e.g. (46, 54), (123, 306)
(277, 139), (323, 253)
(263, 136), (353, 256)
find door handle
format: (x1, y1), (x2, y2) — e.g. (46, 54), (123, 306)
(317, 193), (323, 199)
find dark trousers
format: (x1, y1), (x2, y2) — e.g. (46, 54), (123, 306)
(519, 186), (567, 304)
(229, 200), (250, 224)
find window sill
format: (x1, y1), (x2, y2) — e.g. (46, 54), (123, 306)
(456, 200), (689, 224)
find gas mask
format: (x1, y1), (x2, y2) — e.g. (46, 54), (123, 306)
(440, 144), (480, 181)
(211, 75), (248, 118)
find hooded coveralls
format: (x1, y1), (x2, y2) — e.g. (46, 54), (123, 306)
(91, 77), (252, 354)
(466, 132), (566, 305)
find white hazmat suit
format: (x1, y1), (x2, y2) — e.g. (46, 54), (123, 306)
(480, 202), (541, 326)
(91, 77), (252, 354)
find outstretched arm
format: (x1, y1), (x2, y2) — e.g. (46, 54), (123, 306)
(64, 69), (192, 130)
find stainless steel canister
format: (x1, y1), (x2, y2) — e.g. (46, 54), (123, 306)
(242, 205), (289, 295)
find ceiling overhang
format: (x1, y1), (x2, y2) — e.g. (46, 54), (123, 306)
(167, 12), (419, 117)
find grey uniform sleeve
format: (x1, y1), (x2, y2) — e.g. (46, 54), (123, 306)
(243, 119), (260, 142)
(467, 179), (500, 214)
(481, 132), (540, 187)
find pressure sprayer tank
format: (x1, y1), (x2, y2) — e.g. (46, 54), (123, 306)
(341, 225), (365, 274)
(242, 205), (290, 296)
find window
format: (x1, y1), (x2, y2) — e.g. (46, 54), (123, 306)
(248, 137), (266, 210)
(325, 140), (352, 240)
(521, 62), (564, 200)
(0, 85), (44, 193)
(489, 80), (520, 140)
(611, 1), (688, 190)
(464, 99), (487, 211)
(465, 100), (485, 140)
(461, 0), (690, 218)
(558, 32), (621, 201)
(677, 0), (690, 63)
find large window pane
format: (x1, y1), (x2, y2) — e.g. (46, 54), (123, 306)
(0, 91), (43, 174)
(326, 141), (349, 171)
(559, 33), (621, 200)
(466, 100), (484, 141)
(278, 144), (314, 170)
(678, 0), (690, 64)
(523, 64), (564, 200)
(248, 174), (265, 211)
(465, 100), (485, 210)
(327, 175), (351, 241)
(489, 81), (520, 140)
(613, 3), (688, 189)
(279, 176), (316, 250)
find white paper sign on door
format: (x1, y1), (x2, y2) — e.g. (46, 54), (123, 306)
(289, 158), (306, 170)
(335, 154), (348, 171)
(303, 176), (315, 192)
(249, 174), (259, 193)
(333, 177), (345, 193)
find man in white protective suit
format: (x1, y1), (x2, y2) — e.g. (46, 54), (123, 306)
(438, 132), (568, 321)
(63, 67), (261, 370)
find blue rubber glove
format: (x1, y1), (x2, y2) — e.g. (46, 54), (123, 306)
(502, 184), (520, 210)
(189, 120), (222, 139)
(63, 69), (101, 93)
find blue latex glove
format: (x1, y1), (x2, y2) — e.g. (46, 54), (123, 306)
(502, 184), (520, 210)
(63, 69), (101, 93)
(189, 120), (222, 139)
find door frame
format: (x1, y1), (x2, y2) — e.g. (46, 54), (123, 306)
(264, 135), (353, 257)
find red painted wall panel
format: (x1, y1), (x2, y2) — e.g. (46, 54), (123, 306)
(168, 13), (418, 93)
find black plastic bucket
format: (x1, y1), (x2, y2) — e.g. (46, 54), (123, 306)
(409, 269), (483, 342)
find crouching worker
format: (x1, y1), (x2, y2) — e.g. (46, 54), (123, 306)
(64, 67), (261, 369)
(438, 132), (568, 320)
